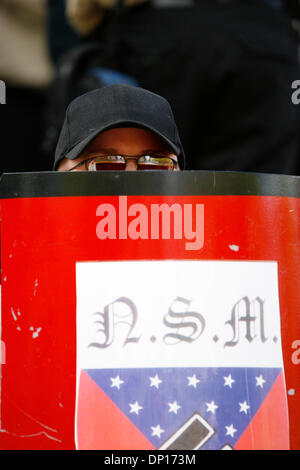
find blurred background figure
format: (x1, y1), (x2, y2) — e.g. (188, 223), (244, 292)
(0, 0), (55, 173)
(47, 0), (80, 65)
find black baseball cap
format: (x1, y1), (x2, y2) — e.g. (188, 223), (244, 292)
(54, 84), (185, 170)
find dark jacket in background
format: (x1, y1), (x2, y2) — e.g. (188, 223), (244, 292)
(47, 0), (300, 175)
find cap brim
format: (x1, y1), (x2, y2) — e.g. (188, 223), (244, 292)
(58, 120), (182, 168)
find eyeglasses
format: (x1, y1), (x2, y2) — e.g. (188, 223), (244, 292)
(68, 154), (178, 171)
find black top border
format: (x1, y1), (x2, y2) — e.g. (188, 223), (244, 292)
(0, 171), (299, 198)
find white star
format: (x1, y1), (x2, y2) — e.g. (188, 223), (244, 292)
(149, 374), (163, 389)
(151, 424), (165, 438)
(225, 424), (237, 438)
(168, 401), (181, 414)
(224, 374), (235, 388)
(255, 374), (266, 388)
(129, 401), (143, 415)
(110, 375), (124, 389)
(206, 401), (218, 414)
(239, 401), (250, 414)
(187, 374), (200, 388)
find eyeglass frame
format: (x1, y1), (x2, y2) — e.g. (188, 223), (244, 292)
(68, 153), (179, 171)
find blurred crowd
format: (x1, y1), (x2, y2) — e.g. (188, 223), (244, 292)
(1, 0), (300, 175)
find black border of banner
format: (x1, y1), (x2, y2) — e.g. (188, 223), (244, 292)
(0, 171), (300, 199)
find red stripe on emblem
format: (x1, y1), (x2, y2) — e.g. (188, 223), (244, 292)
(76, 370), (155, 450)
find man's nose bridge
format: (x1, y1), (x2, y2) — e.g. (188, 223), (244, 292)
(125, 158), (138, 171)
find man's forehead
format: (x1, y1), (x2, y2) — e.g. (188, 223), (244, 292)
(83, 127), (174, 153)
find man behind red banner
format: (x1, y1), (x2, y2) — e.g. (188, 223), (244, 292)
(54, 84), (185, 172)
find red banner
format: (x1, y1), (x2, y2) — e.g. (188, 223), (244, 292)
(0, 172), (299, 450)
